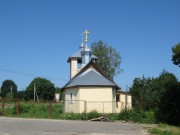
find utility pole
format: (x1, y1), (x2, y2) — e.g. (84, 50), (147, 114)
(34, 84), (36, 101)
(125, 85), (128, 109)
(34, 84), (39, 102)
(10, 86), (13, 93)
(36, 88), (39, 102)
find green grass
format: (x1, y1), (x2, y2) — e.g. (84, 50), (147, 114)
(106, 113), (119, 121)
(0, 102), (106, 120)
(0, 102), (156, 123)
(148, 124), (180, 135)
(0, 102), (62, 118)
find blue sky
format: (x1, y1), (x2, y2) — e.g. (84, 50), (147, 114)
(0, 0), (179, 91)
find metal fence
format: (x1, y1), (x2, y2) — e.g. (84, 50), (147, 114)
(0, 98), (130, 116)
(0, 98), (61, 116)
(62, 100), (129, 113)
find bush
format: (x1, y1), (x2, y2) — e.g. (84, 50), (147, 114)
(86, 110), (101, 120)
(2, 101), (155, 123)
(12, 102), (34, 114)
(11, 102), (62, 118)
(63, 112), (82, 120)
(119, 108), (155, 123)
(106, 113), (119, 121)
(118, 109), (133, 121)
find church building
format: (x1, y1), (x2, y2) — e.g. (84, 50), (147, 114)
(61, 30), (131, 113)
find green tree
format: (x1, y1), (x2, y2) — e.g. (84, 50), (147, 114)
(129, 71), (178, 111)
(24, 77), (56, 100)
(6, 92), (13, 100)
(158, 82), (180, 125)
(0, 80), (17, 98)
(91, 40), (122, 79)
(55, 87), (61, 93)
(172, 43), (180, 67)
(156, 71), (179, 124)
(14, 91), (25, 99)
(129, 76), (154, 110)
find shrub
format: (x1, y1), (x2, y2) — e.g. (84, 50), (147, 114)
(106, 113), (119, 121)
(12, 102), (34, 115)
(11, 102), (62, 118)
(118, 109), (133, 121)
(118, 108), (155, 123)
(63, 112), (82, 120)
(86, 110), (101, 120)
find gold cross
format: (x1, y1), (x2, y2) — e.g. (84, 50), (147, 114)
(84, 29), (90, 43)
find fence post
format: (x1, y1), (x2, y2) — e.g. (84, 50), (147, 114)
(49, 100), (52, 116)
(67, 100), (69, 112)
(16, 99), (19, 115)
(103, 102), (104, 114)
(84, 100), (87, 113)
(1, 97), (5, 115)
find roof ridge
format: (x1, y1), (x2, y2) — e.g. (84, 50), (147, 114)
(62, 61), (120, 90)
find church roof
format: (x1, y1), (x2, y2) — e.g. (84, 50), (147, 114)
(62, 61), (120, 89)
(67, 50), (98, 62)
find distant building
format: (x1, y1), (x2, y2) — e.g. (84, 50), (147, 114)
(55, 93), (60, 102)
(61, 30), (131, 113)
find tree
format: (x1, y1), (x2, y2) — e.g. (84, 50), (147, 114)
(91, 40), (121, 79)
(0, 80), (17, 98)
(156, 71), (179, 124)
(172, 43), (180, 67)
(129, 71), (178, 111)
(24, 77), (56, 100)
(55, 87), (61, 93)
(158, 82), (180, 125)
(129, 76), (154, 110)
(14, 91), (25, 100)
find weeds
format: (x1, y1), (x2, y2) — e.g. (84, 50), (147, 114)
(1, 102), (155, 123)
(118, 108), (155, 123)
(148, 123), (180, 135)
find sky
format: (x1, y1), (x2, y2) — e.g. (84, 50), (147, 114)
(0, 0), (179, 91)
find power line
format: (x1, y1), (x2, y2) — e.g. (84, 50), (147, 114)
(0, 68), (68, 81)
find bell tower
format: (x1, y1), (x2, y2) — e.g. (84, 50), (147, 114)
(67, 29), (97, 79)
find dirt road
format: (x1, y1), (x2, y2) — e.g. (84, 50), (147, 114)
(0, 117), (147, 135)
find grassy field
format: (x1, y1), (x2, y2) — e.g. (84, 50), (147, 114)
(148, 123), (180, 135)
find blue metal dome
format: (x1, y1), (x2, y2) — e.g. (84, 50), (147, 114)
(83, 45), (92, 54)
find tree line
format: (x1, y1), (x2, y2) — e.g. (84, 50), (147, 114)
(0, 77), (58, 100)
(129, 71), (180, 125)
(129, 42), (180, 125)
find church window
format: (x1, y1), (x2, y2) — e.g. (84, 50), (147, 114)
(116, 95), (120, 102)
(69, 92), (74, 104)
